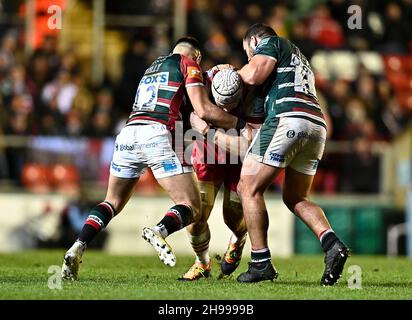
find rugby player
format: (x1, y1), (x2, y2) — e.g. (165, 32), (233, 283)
(179, 68), (264, 281)
(61, 37), (250, 280)
(234, 23), (350, 285)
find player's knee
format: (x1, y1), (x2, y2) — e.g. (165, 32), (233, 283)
(237, 179), (260, 199)
(237, 179), (247, 198)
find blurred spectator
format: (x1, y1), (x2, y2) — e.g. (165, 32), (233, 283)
(307, 4), (344, 49)
(325, 79), (352, 139)
(343, 96), (369, 137)
(379, 2), (412, 53)
(0, 30), (18, 80)
(382, 97), (409, 136)
(0, 65), (34, 108)
(266, 3), (289, 38)
(59, 49), (80, 75)
(245, 3), (263, 22)
(4, 112), (29, 184)
(65, 110), (84, 137)
(117, 38), (149, 113)
(289, 19), (318, 59)
(86, 88), (116, 137)
(204, 25), (231, 61)
(27, 52), (51, 100)
(340, 135), (380, 193)
(31, 35), (60, 78)
(41, 70), (78, 116)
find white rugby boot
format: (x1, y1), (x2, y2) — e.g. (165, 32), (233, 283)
(61, 241), (86, 281)
(142, 227), (176, 267)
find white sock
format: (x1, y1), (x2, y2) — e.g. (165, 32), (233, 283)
(153, 224), (168, 238)
(188, 227), (211, 265)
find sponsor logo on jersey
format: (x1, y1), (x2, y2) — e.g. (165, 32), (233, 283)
(163, 159), (178, 172)
(297, 131), (326, 142)
(257, 37), (270, 48)
(268, 152), (285, 163)
(119, 144), (135, 151)
(111, 162), (121, 172)
(140, 72), (169, 85)
(187, 66), (202, 80)
(135, 142), (158, 150)
(286, 130), (295, 138)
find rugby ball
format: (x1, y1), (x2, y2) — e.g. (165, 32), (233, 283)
(211, 69), (242, 110)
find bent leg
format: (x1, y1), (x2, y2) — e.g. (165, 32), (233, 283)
(186, 180), (220, 262)
(237, 157), (283, 250)
(187, 180), (221, 235)
(220, 186), (248, 276)
(283, 167), (349, 285)
(179, 180), (221, 279)
(62, 174), (138, 280)
(222, 187), (246, 238)
(282, 167), (331, 238)
(153, 172), (202, 237)
(78, 174), (138, 246)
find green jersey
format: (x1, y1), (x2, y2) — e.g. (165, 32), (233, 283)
(254, 36), (325, 128)
(127, 53), (204, 131)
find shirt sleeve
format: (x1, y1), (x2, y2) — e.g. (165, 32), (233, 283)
(181, 55), (205, 88)
(254, 36), (279, 62)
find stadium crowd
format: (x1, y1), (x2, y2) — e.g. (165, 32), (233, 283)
(0, 0), (411, 193)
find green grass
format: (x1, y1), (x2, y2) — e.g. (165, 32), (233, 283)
(0, 250), (411, 300)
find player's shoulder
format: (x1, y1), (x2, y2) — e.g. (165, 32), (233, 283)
(256, 35), (279, 49)
(178, 53), (198, 66)
(257, 35), (291, 52)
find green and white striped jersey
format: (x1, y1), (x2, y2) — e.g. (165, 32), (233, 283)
(254, 36), (326, 128)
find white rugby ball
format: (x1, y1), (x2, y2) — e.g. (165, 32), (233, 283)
(211, 69), (242, 110)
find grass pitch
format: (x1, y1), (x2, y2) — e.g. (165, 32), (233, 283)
(0, 250), (411, 300)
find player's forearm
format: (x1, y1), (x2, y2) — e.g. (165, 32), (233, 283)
(197, 102), (241, 130)
(214, 130), (250, 158)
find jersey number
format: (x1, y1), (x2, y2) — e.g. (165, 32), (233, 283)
(133, 72), (169, 111)
(291, 54), (317, 97)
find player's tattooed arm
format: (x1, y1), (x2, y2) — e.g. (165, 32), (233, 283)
(237, 55), (276, 86)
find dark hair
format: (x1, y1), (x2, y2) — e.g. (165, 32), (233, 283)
(244, 23), (277, 41)
(174, 36), (202, 52)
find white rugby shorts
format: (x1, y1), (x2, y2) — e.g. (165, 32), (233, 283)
(110, 123), (192, 179)
(246, 116), (327, 175)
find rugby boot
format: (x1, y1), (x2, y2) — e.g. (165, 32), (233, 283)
(237, 260), (278, 283)
(321, 240), (350, 286)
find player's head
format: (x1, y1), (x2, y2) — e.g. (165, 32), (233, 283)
(243, 23), (277, 60)
(173, 36), (202, 64)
